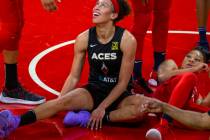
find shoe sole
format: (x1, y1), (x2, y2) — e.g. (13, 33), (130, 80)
(0, 94), (46, 105)
(145, 128), (162, 140)
(148, 79), (158, 87)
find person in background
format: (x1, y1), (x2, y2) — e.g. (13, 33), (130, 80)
(131, 0), (172, 93)
(0, 0), (61, 105)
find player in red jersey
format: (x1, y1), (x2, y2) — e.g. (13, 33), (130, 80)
(145, 48), (210, 140)
(0, 0), (61, 105)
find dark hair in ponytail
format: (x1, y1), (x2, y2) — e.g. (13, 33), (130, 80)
(114, 0), (131, 22)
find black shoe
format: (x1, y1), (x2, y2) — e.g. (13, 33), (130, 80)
(0, 85), (46, 105)
(148, 70), (158, 87)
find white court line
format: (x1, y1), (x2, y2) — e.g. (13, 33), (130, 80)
(28, 30), (210, 96)
(29, 40), (75, 96)
(148, 30), (210, 35)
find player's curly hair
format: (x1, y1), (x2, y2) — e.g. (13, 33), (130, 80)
(194, 47), (210, 63)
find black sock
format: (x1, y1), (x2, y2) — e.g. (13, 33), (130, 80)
(5, 63), (19, 90)
(19, 110), (37, 126)
(133, 60), (143, 80)
(102, 112), (110, 123)
(154, 52), (166, 71)
(162, 113), (173, 124)
(198, 27), (207, 43)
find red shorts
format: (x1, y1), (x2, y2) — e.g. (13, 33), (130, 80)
(0, 0), (24, 52)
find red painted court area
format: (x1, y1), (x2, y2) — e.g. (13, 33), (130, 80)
(0, 0), (210, 140)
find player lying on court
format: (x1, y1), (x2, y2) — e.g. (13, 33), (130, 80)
(144, 48), (210, 140)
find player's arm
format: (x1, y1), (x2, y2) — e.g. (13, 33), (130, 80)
(158, 62), (208, 82)
(60, 30), (88, 96)
(162, 102), (210, 130)
(40, 0), (61, 12)
(142, 98), (210, 130)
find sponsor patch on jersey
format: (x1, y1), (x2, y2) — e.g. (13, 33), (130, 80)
(99, 76), (117, 83)
(111, 42), (119, 51)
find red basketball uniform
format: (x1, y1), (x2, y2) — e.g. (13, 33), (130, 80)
(153, 72), (210, 113)
(131, 0), (172, 60)
(0, 0), (24, 52)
